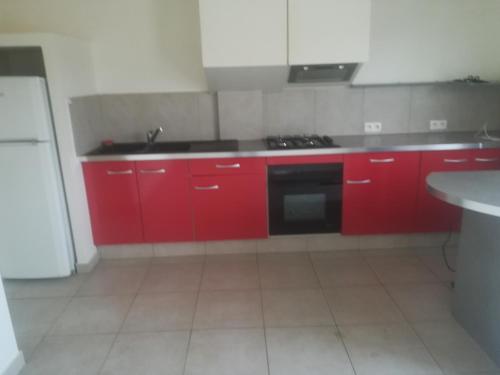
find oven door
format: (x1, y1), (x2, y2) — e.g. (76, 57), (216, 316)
(268, 164), (343, 235)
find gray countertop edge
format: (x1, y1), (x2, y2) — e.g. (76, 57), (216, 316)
(78, 141), (500, 162)
(427, 172), (500, 218)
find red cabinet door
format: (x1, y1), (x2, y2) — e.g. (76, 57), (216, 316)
(82, 162), (143, 245)
(415, 150), (471, 232)
(470, 149), (500, 170)
(136, 160), (193, 243)
(342, 152), (420, 235)
(191, 174), (268, 241)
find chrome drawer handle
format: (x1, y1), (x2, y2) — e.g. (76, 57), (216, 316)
(475, 157), (498, 163)
(106, 169), (133, 175)
(139, 168), (166, 174)
(215, 163), (241, 169)
(194, 185), (220, 190)
(370, 158), (395, 163)
(346, 179), (371, 185)
(443, 158), (468, 163)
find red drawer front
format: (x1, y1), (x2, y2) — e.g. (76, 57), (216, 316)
(136, 160), (193, 242)
(136, 160), (190, 177)
(470, 149), (500, 170)
(189, 157), (266, 175)
(82, 162), (144, 245)
(267, 154), (344, 165)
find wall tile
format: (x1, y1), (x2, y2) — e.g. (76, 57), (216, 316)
(315, 86), (364, 135)
(69, 96), (103, 155)
(409, 85), (488, 133)
(363, 86), (411, 134)
(218, 91), (264, 140)
(264, 89), (315, 136)
(198, 93), (219, 140)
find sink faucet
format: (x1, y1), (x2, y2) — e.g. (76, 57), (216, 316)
(146, 126), (164, 145)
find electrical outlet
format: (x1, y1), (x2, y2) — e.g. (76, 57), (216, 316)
(430, 120), (448, 131)
(364, 122), (382, 133)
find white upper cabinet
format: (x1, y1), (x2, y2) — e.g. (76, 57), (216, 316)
(199, 0), (287, 68)
(354, 0), (500, 85)
(288, 0), (372, 65)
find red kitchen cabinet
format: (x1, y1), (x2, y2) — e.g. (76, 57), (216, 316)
(416, 149), (500, 232)
(415, 150), (471, 232)
(469, 149), (500, 170)
(191, 174), (268, 240)
(342, 152), (420, 235)
(136, 160), (193, 242)
(82, 162), (143, 245)
(190, 157), (266, 175)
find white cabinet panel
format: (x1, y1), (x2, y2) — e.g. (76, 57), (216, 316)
(354, 0), (500, 85)
(288, 0), (371, 65)
(199, 0), (287, 68)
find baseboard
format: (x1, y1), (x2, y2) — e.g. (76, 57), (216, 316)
(1, 351), (25, 375)
(76, 250), (100, 273)
(90, 233), (454, 259)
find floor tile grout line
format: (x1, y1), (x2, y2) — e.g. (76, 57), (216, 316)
(257, 254), (272, 375)
(308, 252), (359, 375)
(96, 260), (150, 375)
(181, 251), (207, 375)
(364, 257), (447, 375)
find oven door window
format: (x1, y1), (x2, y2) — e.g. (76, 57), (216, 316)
(284, 193), (326, 222)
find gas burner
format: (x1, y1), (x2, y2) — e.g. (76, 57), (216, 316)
(266, 135), (339, 150)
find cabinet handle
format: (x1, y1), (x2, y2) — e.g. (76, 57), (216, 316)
(194, 185), (220, 191)
(215, 163), (241, 169)
(369, 158), (395, 163)
(346, 179), (372, 185)
(475, 157), (498, 163)
(443, 158), (468, 163)
(139, 168), (166, 174)
(106, 169), (133, 175)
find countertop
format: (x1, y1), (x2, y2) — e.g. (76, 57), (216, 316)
(427, 171), (500, 217)
(79, 131), (500, 162)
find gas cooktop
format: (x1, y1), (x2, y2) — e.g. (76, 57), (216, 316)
(266, 135), (339, 150)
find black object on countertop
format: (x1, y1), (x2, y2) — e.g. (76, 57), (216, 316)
(86, 140), (239, 156)
(266, 135), (339, 150)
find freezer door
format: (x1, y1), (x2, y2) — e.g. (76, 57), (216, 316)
(0, 77), (52, 141)
(0, 142), (74, 278)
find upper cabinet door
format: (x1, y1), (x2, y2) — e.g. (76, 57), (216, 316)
(288, 0), (371, 65)
(199, 0), (287, 68)
(354, 0), (500, 85)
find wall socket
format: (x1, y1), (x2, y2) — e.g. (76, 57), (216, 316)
(430, 120), (448, 131)
(364, 122), (382, 133)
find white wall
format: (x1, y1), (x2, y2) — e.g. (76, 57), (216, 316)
(354, 0), (500, 84)
(0, 33), (99, 268)
(0, 0), (207, 94)
(0, 277), (23, 375)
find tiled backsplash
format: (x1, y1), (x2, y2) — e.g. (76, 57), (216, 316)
(70, 93), (219, 155)
(70, 85), (500, 155)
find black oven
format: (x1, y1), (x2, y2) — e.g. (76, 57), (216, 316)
(268, 163), (343, 235)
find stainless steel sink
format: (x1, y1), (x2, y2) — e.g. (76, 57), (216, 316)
(88, 142), (191, 155)
(86, 140), (239, 156)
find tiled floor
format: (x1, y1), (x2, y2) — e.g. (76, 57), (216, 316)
(4, 249), (500, 375)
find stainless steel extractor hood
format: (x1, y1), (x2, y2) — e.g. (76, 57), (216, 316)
(288, 63), (359, 84)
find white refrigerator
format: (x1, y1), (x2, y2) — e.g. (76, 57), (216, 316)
(0, 77), (74, 279)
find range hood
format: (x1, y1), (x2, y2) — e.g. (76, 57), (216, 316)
(288, 63), (360, 84)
